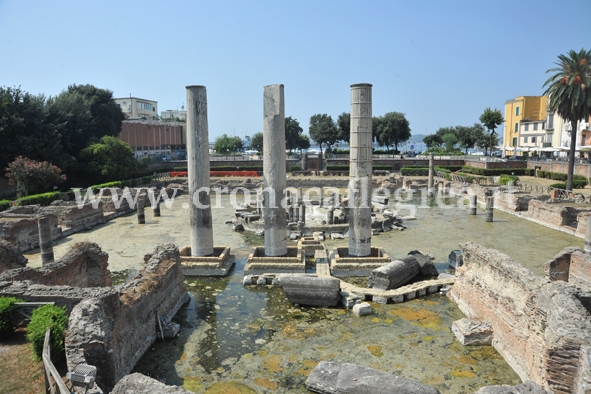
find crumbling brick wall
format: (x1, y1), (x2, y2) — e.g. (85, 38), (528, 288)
(546, 247), (591, 293)
(0, 239), (27, 272)
(65, 244), (188, 392)
(0, 211), (60, 251)
(0, 242), (111, 287)
(449, 242), (591, 394)
(41, 200), (105, 233)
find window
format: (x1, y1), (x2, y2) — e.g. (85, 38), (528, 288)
(548, 114), (554, 129)
(533, 123), (538, 131)
(524, 123), (529, 131)
(514, 123), (519, 132)
(515, 106), (520, 116)
(512, 137), (517, 147)
(523, 137), (528, 143)
(532, 137), (536, 144)
(137, 102), (154, 111)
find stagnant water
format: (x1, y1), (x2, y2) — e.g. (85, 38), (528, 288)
(24, 192), (582, 392)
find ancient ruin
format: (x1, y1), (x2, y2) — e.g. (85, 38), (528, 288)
(179, 85), (233, 275)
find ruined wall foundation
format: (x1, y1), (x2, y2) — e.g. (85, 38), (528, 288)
(449, 242), (591, 394)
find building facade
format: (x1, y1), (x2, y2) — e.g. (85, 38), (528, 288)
(114, 97), (158, 119)
(161, 109), (187, 121)
(118, 120), (186, 160)
(504, 96), (548, 152)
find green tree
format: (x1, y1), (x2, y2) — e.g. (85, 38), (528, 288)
(309, 114), (339, 152)
(543, 48), (591, 191)
(336, 112), (350, 143)
(214, 134), (243, 154)
(479, 108), (504, 160)
(456, 123), (486, 154)
(374, 112), (411, 152)
(285, 116), (304, 152)
(442, 133), (459, 152)
(79, 136), (137, 184)
(423, 134), (443, 149)
(5, 156), (66, 197)
(0, 87), (64, 171)
(297, 134), (311, 151)
(250, 132), (263, 152)
(476, 131), (499, 154)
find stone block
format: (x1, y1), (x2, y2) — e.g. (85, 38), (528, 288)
(256, 276), (267, 285)
(243, 275), (253, 285)
(279, 275), (341, 307)
(341, 293), (362, 309)
(427, 285), (439, 294)
(391, 295), (404, 303)
(162, 321), (180, 338)
(305, 362), (441, 394)
(473, 381), (553, 394)
(448, 249), (463, 269)
(112, 373), (192, 394)
(368, 259), (420, 290)
(352, 302), (374, 316)
(452, 318), (493, 346)
(372, 295), (388, 304)
(404, 291), (416, 300)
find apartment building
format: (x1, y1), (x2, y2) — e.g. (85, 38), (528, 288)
(114, 97), (158, 119)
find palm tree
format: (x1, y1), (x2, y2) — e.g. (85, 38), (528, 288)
(479, 108), (504, 157)
(543, 49), (591, 191)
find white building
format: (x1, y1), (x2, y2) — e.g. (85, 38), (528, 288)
(161, 109), (186, 121)
(114, 97), (158, 119)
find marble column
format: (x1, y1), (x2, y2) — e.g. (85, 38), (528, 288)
(38, 216), (54, 265)
(263, 84), (287, 256)
(348, 83), (373, 257)
(187, 85), (214, 256)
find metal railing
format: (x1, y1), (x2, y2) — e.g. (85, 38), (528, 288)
(515, 182), (552, 195)
(43, 328), (70, 394)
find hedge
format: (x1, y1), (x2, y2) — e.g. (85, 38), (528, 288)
(549, 180), (588, 189)
(289, 165), (301, 172)
(15, 191), (61, 207)
(460, 166), (534, 176)
(400, 167), (428, 176)
(27, 304), (68, 363)
(90, 181), (122, 193)
(0, 296), (22, 339)
(326, 164), (392, 171)
(174, 165), (264, 172)
(537, 170), (587, 182)
(0, 200), (11, 212)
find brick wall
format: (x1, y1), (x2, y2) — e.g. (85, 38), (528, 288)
(450, 242), (591, 393)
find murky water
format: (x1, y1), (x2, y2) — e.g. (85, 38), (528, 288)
(23, 192), (583, 392)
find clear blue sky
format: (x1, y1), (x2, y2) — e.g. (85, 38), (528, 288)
(2, 0), (590, 142)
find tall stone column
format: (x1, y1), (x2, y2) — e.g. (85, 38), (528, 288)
(348, 83), (373, 257)
(428, 153), (434, 197)
(38, 216), (54, 265)
(263, 84), (287, 256)
(187, 85), (214, 256)
(585, 217), (591, 254)
(469, 195), (477, 215)
(137, 194), (145, 224)
(485, 196), (494, 222)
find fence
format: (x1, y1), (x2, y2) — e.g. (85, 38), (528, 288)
(43, 328), (70, 394)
